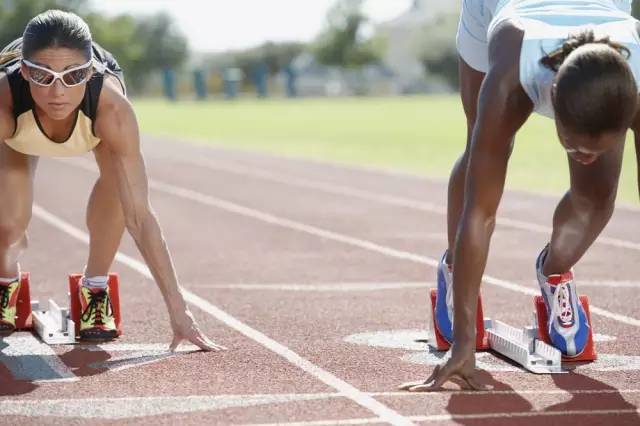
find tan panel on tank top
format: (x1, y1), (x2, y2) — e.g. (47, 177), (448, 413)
(5, 110), (101, 157)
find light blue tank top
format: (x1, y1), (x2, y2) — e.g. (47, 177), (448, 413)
(489, 0), (640, 118)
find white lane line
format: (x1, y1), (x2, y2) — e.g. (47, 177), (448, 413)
(54, 160), (640, 328)
(240, 408), (640, 425)
(190, 282), (428, 292)
(145, 134), (640, 214)
(573, 281), (640, 289)
(6, 390), (640, 420)
(184, 159), (640, 252)
(82, 343), (199, 351)
(0, 394), (341, 420)
(31, 204), (414, 426)
(0, 335), (77, 382)
(531, 280), (640, 289)
(144, 180), (640, 329)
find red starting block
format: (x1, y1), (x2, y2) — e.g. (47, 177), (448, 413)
(534, 295), (596, 362)
(429, 288), (489, 350)
(15, 272), (33, 330)
(69, 273), (123, 338)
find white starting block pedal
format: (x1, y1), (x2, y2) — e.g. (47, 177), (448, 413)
(31, 299), (76, 345)
(485, 319), (564, 374)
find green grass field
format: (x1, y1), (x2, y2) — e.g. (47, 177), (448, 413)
(133, 96), (638, 205)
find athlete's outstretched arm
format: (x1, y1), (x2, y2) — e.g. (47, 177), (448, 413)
(94, 86), (225, 352)
(401, 23), (532, 391)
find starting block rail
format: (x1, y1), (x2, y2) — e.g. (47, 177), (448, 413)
(32, 299), (76, 345)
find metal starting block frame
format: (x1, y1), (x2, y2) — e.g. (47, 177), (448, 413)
(31, 299), (76, 345)
(429, 288), (572, 374)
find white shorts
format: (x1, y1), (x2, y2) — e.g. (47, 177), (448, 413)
(456, 0), (633, 73)
(455, 0), (502, 73)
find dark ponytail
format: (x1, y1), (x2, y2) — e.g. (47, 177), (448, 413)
(541, 29), (630, 72)
(541, 29), (637, 135)
(22, 10), (92, 61)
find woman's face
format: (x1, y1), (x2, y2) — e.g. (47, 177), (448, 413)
(20, 47), (92, 121)
(555, 119), (625, 166)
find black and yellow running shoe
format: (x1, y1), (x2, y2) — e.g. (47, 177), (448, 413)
(0, 278), (20, 336)
(78, 285), (118, 341)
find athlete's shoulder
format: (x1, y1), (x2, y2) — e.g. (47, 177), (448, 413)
(97, 73), (128, 114)
(94, 74), (135, 141)
(487, 19), (525, 87)
(489, 18), (525, 58)
(0, 72), (12, 107)
(0, 72), (15, 140)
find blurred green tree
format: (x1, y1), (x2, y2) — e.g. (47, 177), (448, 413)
(418, 13), (459, 90)
(0, 2), (189, 93)
(89, 11), (189, 93)
(0, 0), (89, 47)
(313, 0), (381, 68)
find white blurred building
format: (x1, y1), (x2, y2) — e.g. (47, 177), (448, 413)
(376, 0), (460, 93)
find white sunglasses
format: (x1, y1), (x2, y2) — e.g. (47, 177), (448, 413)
(22, 58), (94, 87)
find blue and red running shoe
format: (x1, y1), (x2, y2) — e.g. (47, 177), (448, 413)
(435, 250), (454, 344)
(535, 247), (590, 357)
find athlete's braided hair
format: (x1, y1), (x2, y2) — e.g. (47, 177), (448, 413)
(541, 29), (630, 71)
(540, 29), (637, 135)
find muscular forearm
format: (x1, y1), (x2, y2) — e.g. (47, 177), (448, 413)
(451, 210), (496, 343)
(126, 209), (188, 316)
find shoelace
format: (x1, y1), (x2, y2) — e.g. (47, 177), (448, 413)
(0, 285), (8, 320)
(81, 290), (113, 326)
(550, 281), (574, 327)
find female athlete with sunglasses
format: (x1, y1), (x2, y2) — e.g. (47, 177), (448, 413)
(0, 10), (225, 351)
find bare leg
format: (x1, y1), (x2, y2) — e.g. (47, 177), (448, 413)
(0, 143), (37, 277)
(84, 143), (125, 277)
(445, 58), (485, 264)
(543, 143), (624, 275)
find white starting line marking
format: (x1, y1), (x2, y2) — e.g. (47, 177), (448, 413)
(0, 335), (77, 383)
(3, 390), (640, 420)
(0, 335), (202, 382)
(0, 394), (340, 419)
(344, 330), (633, 372)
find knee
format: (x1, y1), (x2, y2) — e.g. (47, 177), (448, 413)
(0, 215), (30, 248)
